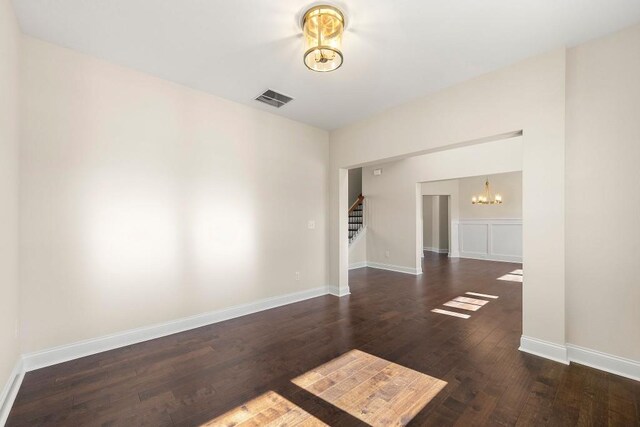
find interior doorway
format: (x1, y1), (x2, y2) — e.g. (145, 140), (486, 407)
(421, 195), (450, 256)
(417, 172), (523, 270)
(336, 134), (526, 295)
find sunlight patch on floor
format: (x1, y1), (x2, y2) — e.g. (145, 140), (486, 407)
(202, 391), (327, 426)
(292, 349), (447, 426)
(443, 300), (481, 311)
(466, 291), (499, 299)
(454, 296), (489, 306)
(434, 293), (494, 319)
(498, 273), (523, 282)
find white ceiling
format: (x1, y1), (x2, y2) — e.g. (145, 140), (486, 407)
(12, 0), (640, 130)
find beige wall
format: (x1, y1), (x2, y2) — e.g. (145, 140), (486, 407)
(348, 230), (366, 268)
(458, 172), (522, 219)
(361, 137), (523, 273)
(332, 24), (640, 362)
(331, 47), (566, 349)
(0, 0), (21, 398)
(19, 37), (330, 353)
(566, 24), (640, 360)
(2, 10), (637, 380)
(347, 168), (362, 206)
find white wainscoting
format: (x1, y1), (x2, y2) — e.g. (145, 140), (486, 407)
(457, 219), (522, 263)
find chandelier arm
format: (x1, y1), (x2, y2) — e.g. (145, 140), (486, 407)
(471, 177), (503, 205)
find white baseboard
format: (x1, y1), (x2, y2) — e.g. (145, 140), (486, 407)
(348, 261), (367, 270)
(423, 247), (449, 254)
(3, 299), (638, 424)
(366, 261), (422, 276)
(0, 358), (24, 426)
(567, 344), (640, 381)
(351, 258), (425, 276)
(327, 285), (351, 297)
(459, 253), (522, 263)
(519, 336), (569, 365)
(22, 286), (333, 372)
(520, 336), (640, 381)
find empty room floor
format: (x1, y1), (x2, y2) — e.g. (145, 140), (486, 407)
(6, 253), (640, 426)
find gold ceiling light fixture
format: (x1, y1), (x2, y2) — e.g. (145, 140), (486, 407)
(471, 177), (503, 205)
(302, 5), (345, 72)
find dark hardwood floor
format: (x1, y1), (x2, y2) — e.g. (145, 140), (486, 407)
(7, 253), (640, 426)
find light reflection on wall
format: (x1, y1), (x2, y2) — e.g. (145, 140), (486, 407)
(81, 178), (257, 307)
(83, 186), (181, 292)
(20, 39), (328, 353)
(188, 194), (256, 289)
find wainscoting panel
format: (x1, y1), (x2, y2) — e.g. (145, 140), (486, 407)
(458, 219), (522, 262)
(459, 223), (489, 256)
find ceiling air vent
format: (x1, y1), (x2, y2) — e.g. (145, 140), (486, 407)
(255, 89), (293, 108)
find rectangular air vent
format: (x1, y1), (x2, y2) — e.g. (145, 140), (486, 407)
(255, 89), (293, 108)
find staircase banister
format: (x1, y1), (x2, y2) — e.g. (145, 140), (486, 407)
(348, 193), (365, 214)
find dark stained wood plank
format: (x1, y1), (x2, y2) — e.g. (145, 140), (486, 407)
(6, 253), (639, 426)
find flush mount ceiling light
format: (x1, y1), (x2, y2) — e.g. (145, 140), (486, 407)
(302, 5), (345, 72)
(471, 177), (503, 205)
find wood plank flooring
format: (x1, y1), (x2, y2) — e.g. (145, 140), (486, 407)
(292, 349), (446, 426)
(204, 391), (327, 426)
(7, 253), (640, 426)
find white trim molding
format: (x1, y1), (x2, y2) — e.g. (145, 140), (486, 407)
(567, 344), (640, 381)
(450, 219), (460, 258)
(348, 260), (425, 273)
(22, 286), (335, 372)
(366, 261), (422, 275)
(348, 261), (367, 270)
(327, 285), (351, 297)
(520, 336), (640, 381)
(423, 247), (449, 254)
(0, 358), (24, 426)
(458, 218), (522, 263)
(519, 336), (569, 365)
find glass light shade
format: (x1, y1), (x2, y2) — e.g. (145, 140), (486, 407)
(303, 5), (344, 72)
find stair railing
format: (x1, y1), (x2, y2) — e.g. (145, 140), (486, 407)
(348, 194), (365, 243)
(348, 193), (365, 214)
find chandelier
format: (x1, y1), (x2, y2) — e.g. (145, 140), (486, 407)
(302, 5), (345, 72)
(471, 178), (503, 205)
